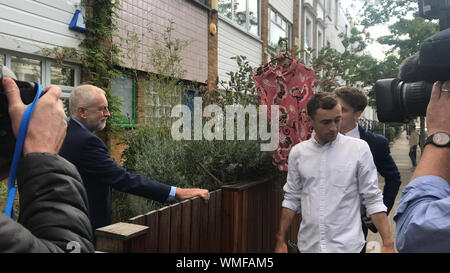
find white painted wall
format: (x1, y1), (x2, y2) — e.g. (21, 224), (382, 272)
(0, 0), (85, 56)
(269, 0), (294, 23)
(218, 18), (262, 84)
(362, 106), (377, 121)
(324, 0), (348, 53)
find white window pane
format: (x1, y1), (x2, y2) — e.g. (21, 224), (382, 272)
(0, 54), (4, 65)
(111, 75), (134, 120)
(233, 0), (247, 29)
(270, 9), (276, 21)
(51, 65), (75, 86)
(219, 0), (232, 19)
(318, 31), (323, 52)
(281, 20), (287, 30)
(276, 16), (282, 25)
(11, 56), (41, 82)
(248, 0), (259, 36)
(306, 19), (312, 48)
(270, 23), (287, 46)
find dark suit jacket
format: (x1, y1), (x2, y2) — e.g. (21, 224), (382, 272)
(59, 119), (171, 231)
(358, 126), (401, 214)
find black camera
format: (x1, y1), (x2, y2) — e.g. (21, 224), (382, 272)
(375, 0), (450, 123)
(0, 65), (39, 161)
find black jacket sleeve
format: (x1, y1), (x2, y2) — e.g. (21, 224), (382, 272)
(80, 135), (171, 203)
(0, 153), (94, 253)
(373, 136), (402, 215)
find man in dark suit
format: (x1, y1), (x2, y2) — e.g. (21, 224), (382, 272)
(334, 87), (401, 252)
(60, 84), (209, 233)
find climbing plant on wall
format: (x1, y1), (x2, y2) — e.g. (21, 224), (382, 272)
(79, 0), (124, 131)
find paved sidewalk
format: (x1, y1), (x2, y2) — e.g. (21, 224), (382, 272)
(365, 130), (419, 253)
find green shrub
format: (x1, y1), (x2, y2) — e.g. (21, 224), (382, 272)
(0, 179), (19, 217)
(111, 124), (278, 221)
(122, 125), (277, 188)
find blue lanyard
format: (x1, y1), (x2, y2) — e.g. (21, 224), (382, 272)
(4, 83), (43, 219)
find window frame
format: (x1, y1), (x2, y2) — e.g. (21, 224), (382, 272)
(268, 7), (292, 48)
(304, 12), (314, 65)
(110, 69), (137, 125)
(218, 0), (261, 37)
(317, 28), (324, 56)
(0, 49), (80, 100)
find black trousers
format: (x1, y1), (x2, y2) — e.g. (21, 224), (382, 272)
(409, 145), (417, 167)
(361, 224), (369, 253)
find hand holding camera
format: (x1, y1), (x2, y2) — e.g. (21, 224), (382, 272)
(2, 78), (67, 155)
(427, 81), (450, 136)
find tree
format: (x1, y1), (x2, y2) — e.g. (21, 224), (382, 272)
(357, 0), (417, 28)
(377, 17), (439, 61)
(309, 26), (380, 92)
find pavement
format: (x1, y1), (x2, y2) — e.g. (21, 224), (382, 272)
(365, 130), (419, 253)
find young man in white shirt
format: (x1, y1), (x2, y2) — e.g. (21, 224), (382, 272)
(275, 93), (395, 253)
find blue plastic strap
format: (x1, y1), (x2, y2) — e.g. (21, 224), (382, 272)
(4, 83), (43, 219)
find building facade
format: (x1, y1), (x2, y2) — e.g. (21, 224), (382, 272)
(0, 0), (355, 159)
(0, 0), (84, 98)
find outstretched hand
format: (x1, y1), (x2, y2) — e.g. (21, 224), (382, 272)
(175, 188), (210, 203)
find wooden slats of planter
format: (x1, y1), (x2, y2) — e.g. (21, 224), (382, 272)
(123, 189), (223, 253)
(96, 178), (299, 253)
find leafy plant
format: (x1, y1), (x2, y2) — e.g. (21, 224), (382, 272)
(117, 124), (277, 217)
(0, 180), (19, 217)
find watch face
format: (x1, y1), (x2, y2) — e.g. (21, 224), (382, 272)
(432, 132), (450, 146)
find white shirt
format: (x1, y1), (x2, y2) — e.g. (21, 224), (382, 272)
(282, 133), (386, 253)
(345, 124), (360, 139)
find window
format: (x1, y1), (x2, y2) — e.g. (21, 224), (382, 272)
(248, 0), (259, 36)
(219, 0), (232, 20)
(326, 0), (332, 17)
(50, 65), (75, 86)
(111, 72), (135, 124)
(234, 0), (247, 29)
(304, 16), (313, 65)
(269, 8), (292, 48)
(335, 0), (339, 27)
(219, 0), (260, 36)
(1, 51), (80, 99)
(305, 18), (312, 49)
(11, 56), (41, 83)
(317, 29), (323, 55)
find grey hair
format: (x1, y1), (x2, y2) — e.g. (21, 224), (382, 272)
(69, 84), (106, 118)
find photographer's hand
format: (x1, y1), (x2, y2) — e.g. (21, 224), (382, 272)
(427, 81), (450, 135)
(3, 78), (67, 155)
(410, 81), (450, 182)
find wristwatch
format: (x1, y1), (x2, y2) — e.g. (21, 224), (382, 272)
(424, 132), (450, 148)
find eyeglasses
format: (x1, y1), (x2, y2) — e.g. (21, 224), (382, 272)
(83, 106), (110, 113)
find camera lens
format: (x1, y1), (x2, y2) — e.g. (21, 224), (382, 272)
(375, 79), (405, 123)
(375, 79), (432, 123)
(401, 81), (432, 119)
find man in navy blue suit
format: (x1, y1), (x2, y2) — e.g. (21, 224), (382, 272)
(335, 87), (401, 252)
(59, 84), (210, 233)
